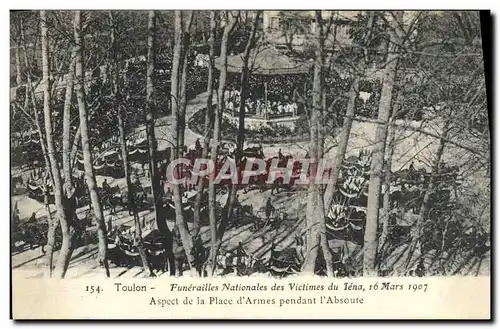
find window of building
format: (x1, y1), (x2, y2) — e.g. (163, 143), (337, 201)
(270, 16), (280, 30)
(279, 18), (308, 34)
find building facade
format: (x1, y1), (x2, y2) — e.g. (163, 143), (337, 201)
(261, 11), (362, 50)
(261, 10), (419, 51)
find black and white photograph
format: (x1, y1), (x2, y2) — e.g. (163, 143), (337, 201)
(9, 9), (490, 288)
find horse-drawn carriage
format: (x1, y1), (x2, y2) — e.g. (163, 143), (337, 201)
(26, 178), (55, 204)
(107, 224), (204, 275)
(391, 163), (461, 188)
(12, 213), (92, 254)
(97, 182), (150, 216)
(76, 150), (125, 179)
(12, 218), (61, 252)
(107, 225), (169, 270)
(251, 204), (288, 232)
(11, 175), (25, 196)
(211, 242), (266, 276)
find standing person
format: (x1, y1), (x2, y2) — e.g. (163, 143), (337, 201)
(102, 178), (111, 194)
(133, 177), (142, 197)
(160, 160), (167, 181)
(232, 193), (241, 222)
(258, 144), (265, 159)
(409, 161), (416, 181)
(28, 212), (37, 224)
(409, 161), (416, 173)
(12, 202), (20, 233)
(127, 176), (139, 216)
(265, 197), (274, 222)
(127, 186), (135, 217)
(195, 138), (202, 158)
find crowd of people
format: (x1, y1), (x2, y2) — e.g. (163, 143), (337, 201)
(224, 89), (298, 119)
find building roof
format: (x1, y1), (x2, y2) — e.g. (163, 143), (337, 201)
(215, 44), (313, 75)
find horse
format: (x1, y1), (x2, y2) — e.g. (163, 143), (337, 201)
(212, 242), (258, 277)
(99, 186), (121, 215)
(119, 188), (149, 216)
(390, 189), (423, 213)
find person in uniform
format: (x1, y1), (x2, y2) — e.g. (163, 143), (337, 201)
(127, 187), (135, 216)
(409, 161), (416, 181)
(265, 197), (274, 221)
(160, 160), (167, 181)
(195, 138), (202, 158)
(102, 179), (111, 194)
(133, 177), (142, 192)
(409, 161), (416, 173)
(12, 202), (20, 233)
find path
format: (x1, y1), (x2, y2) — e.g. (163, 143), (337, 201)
(150, 92), (450, 172)
(151, 91), (311, 159)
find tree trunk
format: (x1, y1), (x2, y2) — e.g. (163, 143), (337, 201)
(170, 10), (196, 275)
(315, 33), (334, 277)
(208, 12), (236, 274)
(73, 10), (110, 277)
(43, 184), (56, 279)
(15, 42), (22, 86)
(178, 11), (194, 156)
(175, 12), (197, 272)
(144, 11), (176, 275)
(379, 118), (396, 252)
(20, 15), (57, 276)
(20, 15), (52, 183)
(318, 193), (334, 276)
(323, 75), (360, 211)
(170, 11), (182, 158)
(363, 12), (403, 277)
(236, 12), (260, 159)
(417, 119), (451, 237)
(169, 10), (183, 237)
(217, 11), (259, 253)
(62, 55), (76, 194)
(69, 127), (81, 172)
(109, 11), (154, 277)
(302, 11), (324, 275)
(323, 11), (375, 212)
(41, 10), (73, 279)
(404, 118), (451, 271)
(302, 187), (321, 273)
(192, 11), (217, 238)
(379, 92), (403, 251)
(319, 92), (326, 160)
(145, 11), (164, 232)
(58, 44), (78, 281)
